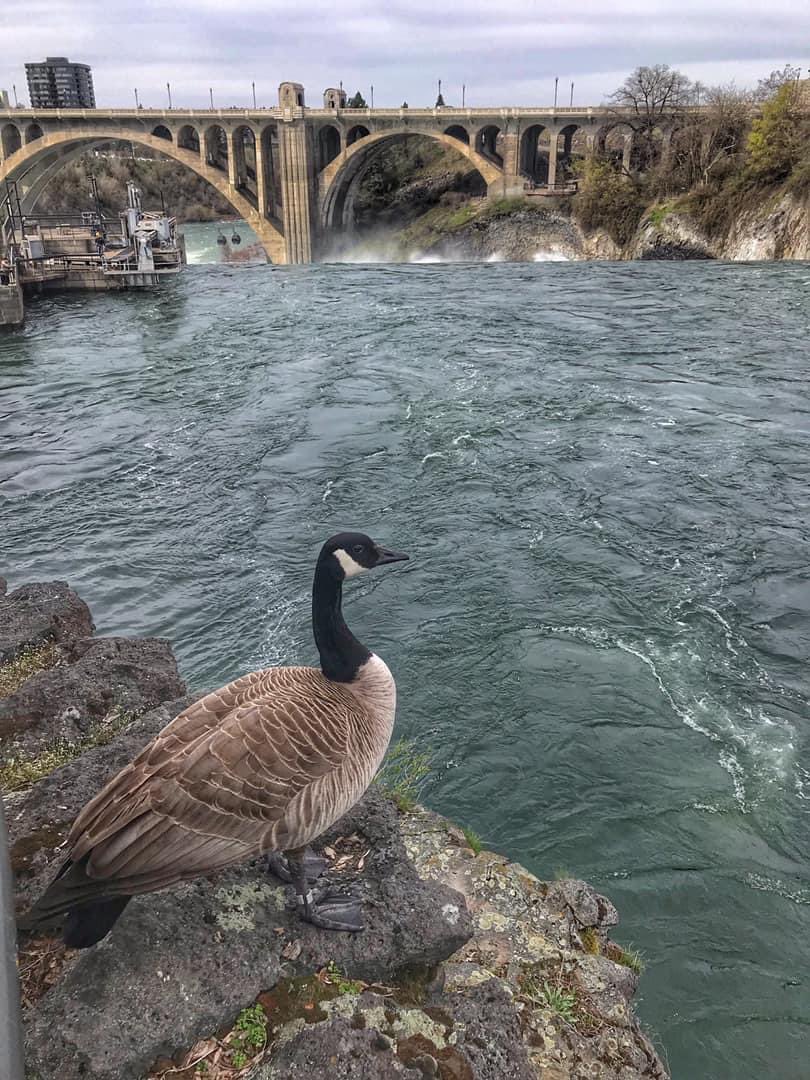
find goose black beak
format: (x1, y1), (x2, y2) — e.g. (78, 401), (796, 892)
(375, 547), (409, 566)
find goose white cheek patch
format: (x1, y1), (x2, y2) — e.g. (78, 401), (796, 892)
(334, 549), (366, 577)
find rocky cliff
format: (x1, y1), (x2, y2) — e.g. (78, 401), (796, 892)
(375, 191), (809, 264)
(1, 578), (668, 1079)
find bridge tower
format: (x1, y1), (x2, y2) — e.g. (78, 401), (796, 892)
(277, 81), (315, 264)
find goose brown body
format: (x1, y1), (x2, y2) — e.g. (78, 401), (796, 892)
(27, 531), (407, 937)
(31, 657), (396, 917)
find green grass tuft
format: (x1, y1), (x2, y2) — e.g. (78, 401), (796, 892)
(461, 826), (483, 854)
(580, 927), (601, 955)
(375, 738), (431, 812)
(646, 202), (672, 227)
(525, 978), (578, 1022)
(0, 706), (137, 793)
(0, 643), (60, 698)
(326, 960), (363, 995)
(616, 945), (645, 975)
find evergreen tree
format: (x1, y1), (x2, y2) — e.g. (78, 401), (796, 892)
(347, 91), (368, 109)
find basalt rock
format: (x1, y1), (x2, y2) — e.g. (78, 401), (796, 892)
(0, 635), (186, 755)
(3, 580), (668, 1079)
(17, 772), (472, 1080)
(6, 695), (199, 913)
(255, 979), (536, 1080)
(0, 581), (94, 663)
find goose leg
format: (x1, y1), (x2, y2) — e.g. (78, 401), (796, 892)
(267, 847), (328, 886)
(286, 848), (365, 933)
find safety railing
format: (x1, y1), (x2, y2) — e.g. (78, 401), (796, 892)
(0, 800), (25, 1080)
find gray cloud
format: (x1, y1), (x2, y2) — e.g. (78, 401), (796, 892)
(1, 0), (806, 108)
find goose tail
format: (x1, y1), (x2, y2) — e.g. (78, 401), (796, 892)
(20, 855), (132, 949)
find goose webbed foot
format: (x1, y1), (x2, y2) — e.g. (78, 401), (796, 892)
(298, 887), (365, 933)
(285, 847), (365, 932)
(267, 847), (328, 886)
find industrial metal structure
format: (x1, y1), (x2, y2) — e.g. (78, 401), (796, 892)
(1, 179), (184, 325)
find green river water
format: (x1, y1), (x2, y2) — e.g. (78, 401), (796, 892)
(2, 223), (809, 1078)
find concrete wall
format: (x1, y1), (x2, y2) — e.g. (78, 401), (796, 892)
(0, 283), (24, 327)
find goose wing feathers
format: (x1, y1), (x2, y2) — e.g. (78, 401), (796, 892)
(58, 667), (356, 898)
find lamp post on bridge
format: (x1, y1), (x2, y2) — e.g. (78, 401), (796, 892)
(370, 84), (374, 108)
(209, 87), (214, 110)
(167, 82), (172, 109)
(252, 81), (256, 109)
(570, 81), (574, 106)
(553, 76), (558, 108)
(134, 87), (140, 109)
(462, 83), (466, 108)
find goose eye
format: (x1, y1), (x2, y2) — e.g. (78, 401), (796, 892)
(352, 544), (364, 555)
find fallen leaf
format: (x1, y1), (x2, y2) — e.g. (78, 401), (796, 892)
(357, 849), (371, 871)
(323, 845), (337, 860)
(281, 939), (302, 960)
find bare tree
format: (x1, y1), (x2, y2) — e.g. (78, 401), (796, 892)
(607, 64), (693, 171)
(671, 83), (754, 188)
(755, 65), (802, 101)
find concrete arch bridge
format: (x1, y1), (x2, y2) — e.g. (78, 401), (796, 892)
(0, 82), (664, 264)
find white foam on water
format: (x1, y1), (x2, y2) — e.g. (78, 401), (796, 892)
(533, 249), (570, 262)
(538, 621), (799, 812)
(745, 873), (810, 905)
(409, 251), (448, 264)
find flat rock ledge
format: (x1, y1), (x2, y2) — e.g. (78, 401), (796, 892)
(0, 579), (185, 758)
(1, 580), (669, 1079)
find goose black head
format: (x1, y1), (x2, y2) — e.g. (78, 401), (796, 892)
(320, 531), (409, 580)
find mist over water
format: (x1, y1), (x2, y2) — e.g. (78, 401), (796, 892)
(2, 258), (809, 1079)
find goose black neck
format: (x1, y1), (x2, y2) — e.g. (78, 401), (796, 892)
(312, 561), (371, 682)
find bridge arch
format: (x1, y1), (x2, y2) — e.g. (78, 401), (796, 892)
(519, 124), (549, 182)
(475, 125), (503, 167)
(595, 122), (636, 171)
(204, 124), (229, 171)
(152, 124), (173, 142)
(24, 122), (44, 144)
(556, 123), (587, 181)
(346, 125), (370, 146)
(177, 124), (200, 153)
(1, 123), (22, 159)
(0, 127), (285, 263)
(444, 124), (470, 145)
(317, 124), (341, 170)
(318, 128), (502, 232)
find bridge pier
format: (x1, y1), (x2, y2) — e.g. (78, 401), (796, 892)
(278, 121), (314, 264)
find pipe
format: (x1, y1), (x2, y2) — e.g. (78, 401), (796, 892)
(0, 798), (24, 1080)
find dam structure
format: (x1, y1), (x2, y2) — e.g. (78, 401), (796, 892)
(1, 82), (673, 265)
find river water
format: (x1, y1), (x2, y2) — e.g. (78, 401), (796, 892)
(2, 223), (809, 1079)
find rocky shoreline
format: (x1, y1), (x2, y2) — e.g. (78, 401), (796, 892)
(1, 578), (669, 1079)
(366, 191), (810, 264)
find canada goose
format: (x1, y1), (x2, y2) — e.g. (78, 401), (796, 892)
(25, 532), (408, 946)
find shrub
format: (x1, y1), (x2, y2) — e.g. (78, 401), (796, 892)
(573, 159), (647, 245)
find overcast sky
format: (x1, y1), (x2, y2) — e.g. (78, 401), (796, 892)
(2, 0), (807, 109)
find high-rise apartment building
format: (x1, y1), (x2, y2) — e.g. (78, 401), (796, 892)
(25, 58), (95, 109)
